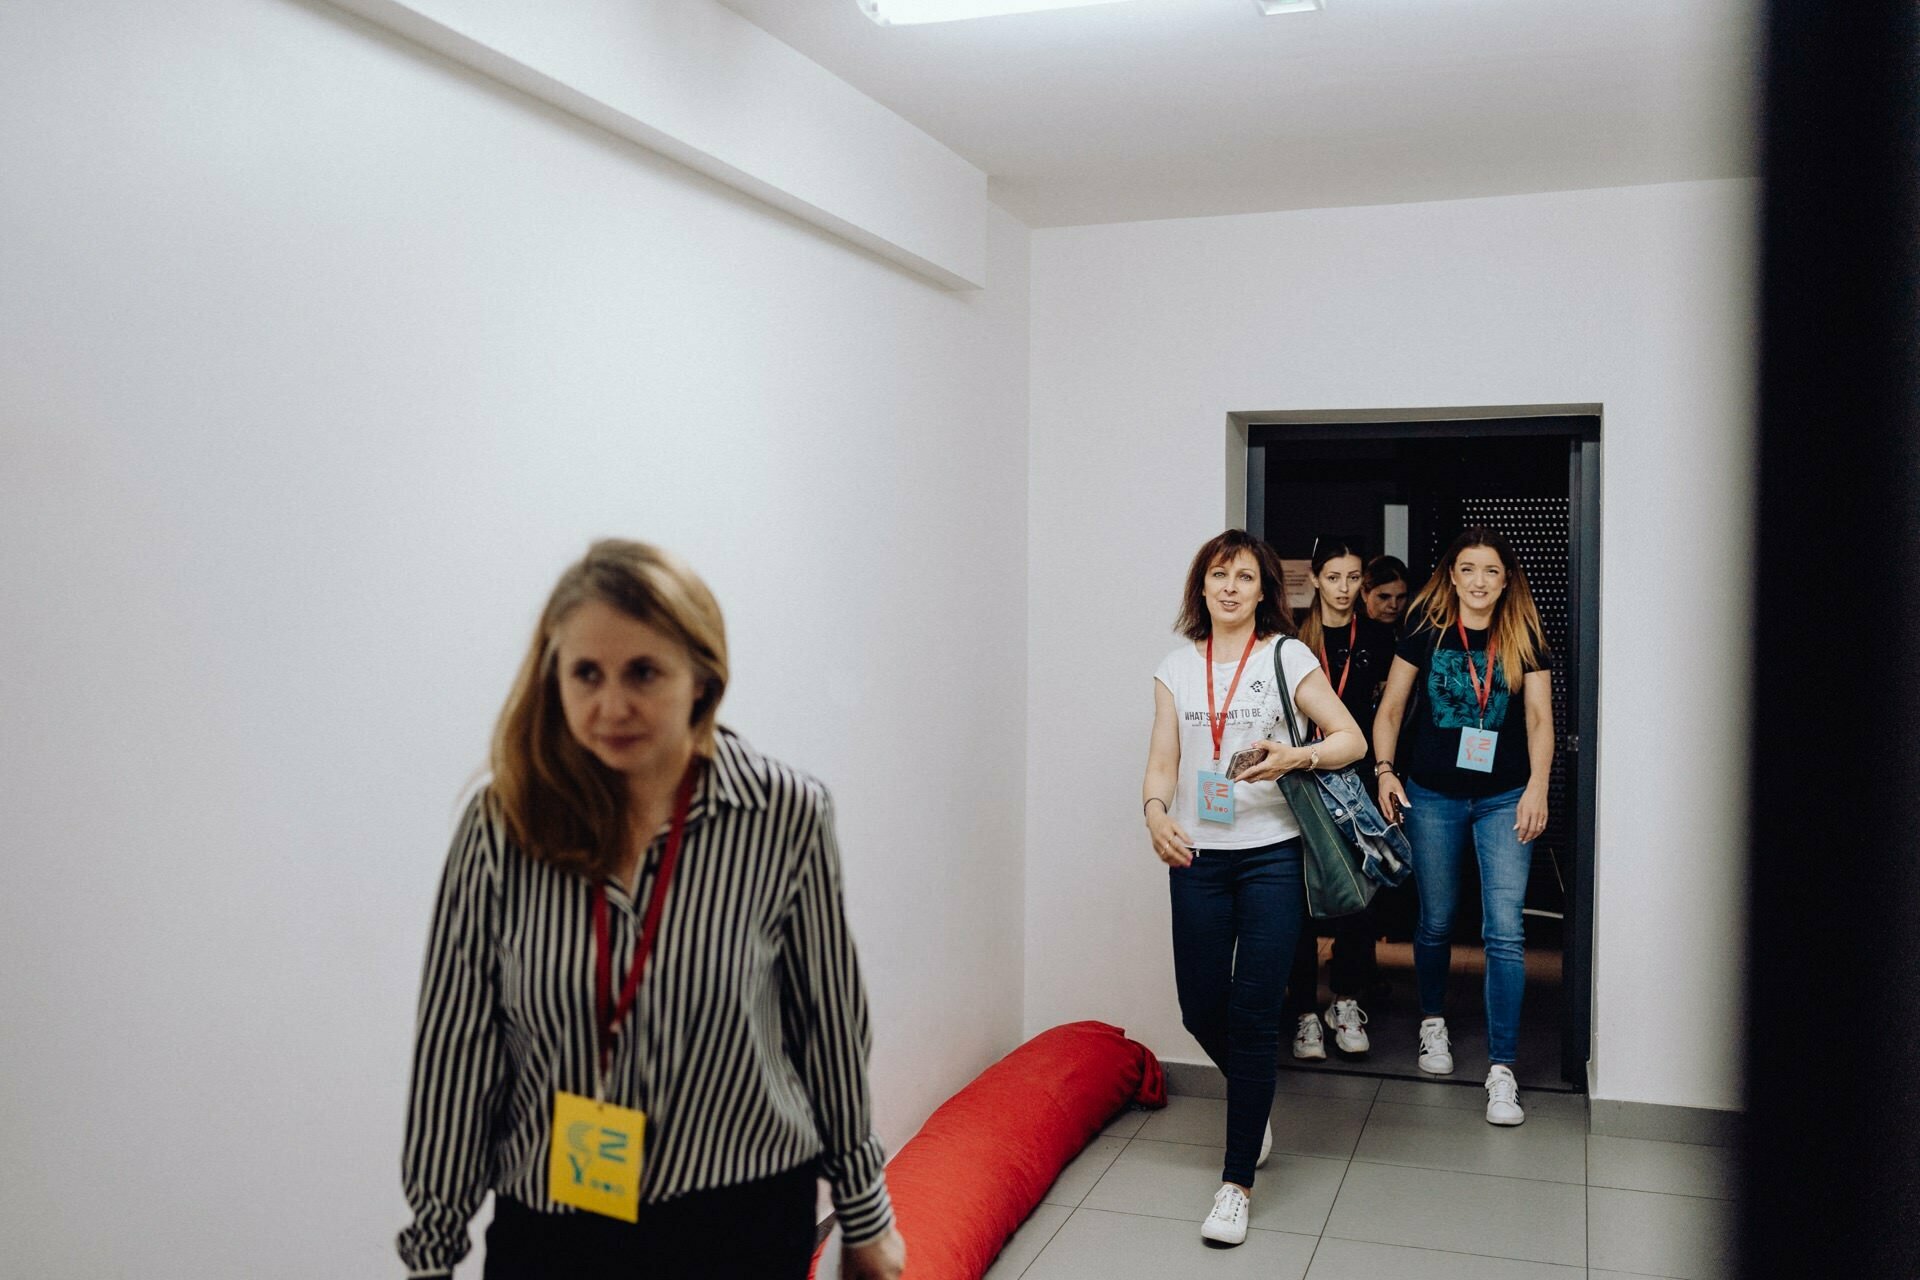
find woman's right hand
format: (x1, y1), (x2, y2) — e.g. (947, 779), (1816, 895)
(1377, 772), (1410, 825)
(842, 1227), (907, 1280)
(1148, 809), (1197, 868)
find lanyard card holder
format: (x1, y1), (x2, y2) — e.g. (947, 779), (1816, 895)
(550, 1090), (646, 1221)
(1456, 727), (1498, 772)
(549, 761), (695, 1222)
(1453, 622), (1500, 773)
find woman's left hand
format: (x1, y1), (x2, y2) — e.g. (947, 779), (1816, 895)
(1515, 784), (1549, 844)
(842, 1227), (907, 1280)
(1230, 740), (1307, 784)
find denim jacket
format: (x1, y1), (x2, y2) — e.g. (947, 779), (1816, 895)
(1265, 641), (1414, 889)
(1311, 765), (1414, 889)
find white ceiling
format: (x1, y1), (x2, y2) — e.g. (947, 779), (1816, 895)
(719, 0), (1760, 228)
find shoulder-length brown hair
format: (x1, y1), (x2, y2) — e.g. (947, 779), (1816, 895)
(490, 539), (729, 879)
(1407, 527), (1547, 689)
(1174, 530), (1296, 642)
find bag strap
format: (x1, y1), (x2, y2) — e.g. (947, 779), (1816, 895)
(1272, 638), (1305, 748)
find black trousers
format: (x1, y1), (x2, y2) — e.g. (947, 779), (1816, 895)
(1286, 906), (1380, 1012)
(484, 1165), (817, 1280)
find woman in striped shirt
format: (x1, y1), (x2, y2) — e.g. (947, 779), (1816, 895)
(398, 540), (905, 1279)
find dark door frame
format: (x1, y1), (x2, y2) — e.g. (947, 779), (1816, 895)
(1234, 405), (1602, 1089)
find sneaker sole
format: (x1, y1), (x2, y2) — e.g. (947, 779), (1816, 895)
(1486, 1112), (1526, 1127)
(1417, 1059), (1454, 1075)
(1324, 1016), (1370, 1057)
(1292, 1045), (1327, 1061)
(1201, 1230), (1248, 1247)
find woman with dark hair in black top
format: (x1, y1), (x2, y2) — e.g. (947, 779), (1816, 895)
(1362, 555), (1412, 632)
(1286, 540), (1398, 1061)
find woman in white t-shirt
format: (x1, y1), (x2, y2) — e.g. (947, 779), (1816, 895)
(1141, 530), (1367, 1246)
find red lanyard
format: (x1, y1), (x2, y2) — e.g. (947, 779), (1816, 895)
(1205, 630), (1260, 761)
(1456, 620), (1498, 723)
(1320, 616), (1357, 700)
(591, 761), (698, 1084)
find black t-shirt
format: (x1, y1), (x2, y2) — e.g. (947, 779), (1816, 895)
(1311, 615), (1398, 769)
(1395, 620), (1550, 797)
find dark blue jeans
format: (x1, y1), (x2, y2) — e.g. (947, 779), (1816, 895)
(1168, 837), (1305, 1188)
(1403, 780), (1530, 1066)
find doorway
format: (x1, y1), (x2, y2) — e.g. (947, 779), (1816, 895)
(1242, 408), (1600, 1091)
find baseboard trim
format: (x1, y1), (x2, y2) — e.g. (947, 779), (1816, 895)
(1162, 1058), (1228, 1100)
(1588, 1098), (1743, 1148)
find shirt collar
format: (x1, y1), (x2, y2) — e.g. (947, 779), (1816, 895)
(693, 726), (769, 815)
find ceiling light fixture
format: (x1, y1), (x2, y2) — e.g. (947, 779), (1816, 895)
(1254, 0), (1324, 13)
(859, 0), (1134, 25)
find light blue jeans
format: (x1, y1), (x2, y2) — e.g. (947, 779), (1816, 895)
(1403, 779), (1531, 1066)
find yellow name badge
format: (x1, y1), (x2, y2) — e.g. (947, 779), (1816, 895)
(549, 1091), (646, 1222)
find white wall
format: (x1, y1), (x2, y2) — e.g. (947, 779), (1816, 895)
(1026, 180), (1757, 1114)
(323, 0), (991, 287)
(0, 2), (1028, 1276)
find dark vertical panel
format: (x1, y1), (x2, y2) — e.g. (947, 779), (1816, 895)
(1744, 4), (1920, 1276)
(1563, 438), (1601, 1087)
(1246, 442), (1267, 538)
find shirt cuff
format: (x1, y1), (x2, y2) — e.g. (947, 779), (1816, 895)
(832, 1171), (895, 1247)
(397, 1223), (467, 1278)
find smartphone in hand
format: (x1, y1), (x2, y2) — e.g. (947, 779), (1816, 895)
(1225, 746), (1265, 781)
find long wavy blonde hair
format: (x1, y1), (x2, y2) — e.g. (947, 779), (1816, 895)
(489, 540), (728, 879)
(1407, 528), (1547, 690)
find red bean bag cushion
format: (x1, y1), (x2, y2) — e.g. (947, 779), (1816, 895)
(813, 1021), (1166, 1279)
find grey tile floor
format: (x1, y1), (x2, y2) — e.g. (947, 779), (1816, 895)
(978, 1076), (1737, 1280)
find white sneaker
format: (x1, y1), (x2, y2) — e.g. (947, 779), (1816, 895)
(1485, 1065), (1526, 1126)
(1417, 1017), (1454, 1075)
(1200, 1183), (1250, 1245)
(1257, 1120), (1272, 1169)
(1324, 999), (1370, 1055)
(1292, 1012), (1326, 1061)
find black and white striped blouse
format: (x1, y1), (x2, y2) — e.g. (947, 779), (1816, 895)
(397, 729), (893, 1276)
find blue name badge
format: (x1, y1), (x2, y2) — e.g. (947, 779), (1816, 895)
(1457, 727), (1499, 773)
(1197, 770), (1235, 824)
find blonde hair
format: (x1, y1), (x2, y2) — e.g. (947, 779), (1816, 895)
(490, 540), (728, 879)
(1408, 528), (1547, 690)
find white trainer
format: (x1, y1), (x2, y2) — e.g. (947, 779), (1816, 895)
(1257, 1120), (1273, 1169)
(1292, 1012), (1327, 1061)
(1485, 1065), (1526, 1126)
(1200, 1183), (1250, 1245)
(1417, 1017), (1454, 1075)
(1324, 999), (1370, 1055)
